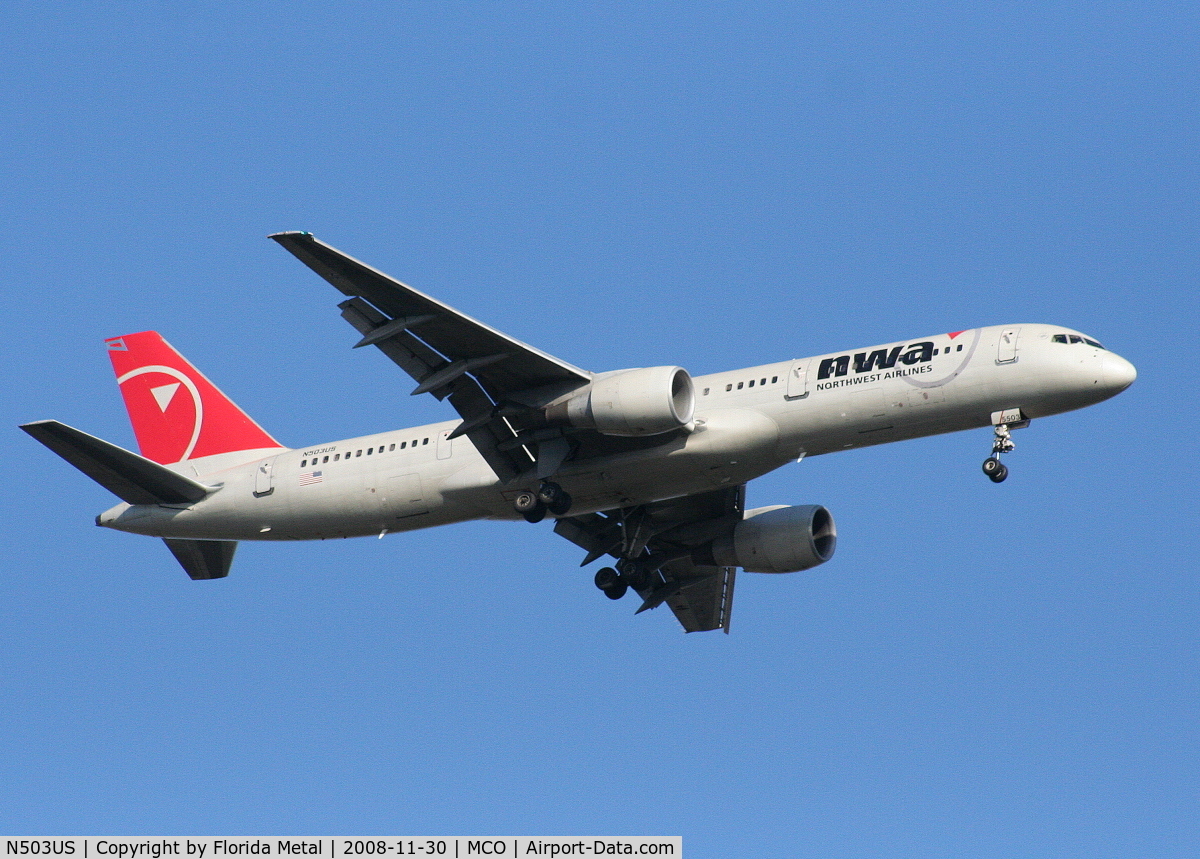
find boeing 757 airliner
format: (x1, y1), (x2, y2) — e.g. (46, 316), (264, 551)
(21, 233), (1136, 632)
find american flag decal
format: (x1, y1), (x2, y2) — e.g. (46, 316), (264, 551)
(299, 470), (324, 486)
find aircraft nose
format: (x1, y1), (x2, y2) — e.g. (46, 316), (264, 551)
(1102, 353), (1137, 393)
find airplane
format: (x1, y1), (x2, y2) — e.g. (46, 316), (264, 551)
(20, 232), (1137, 633)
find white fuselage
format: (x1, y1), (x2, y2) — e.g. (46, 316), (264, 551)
(97, 324), (1136, 542)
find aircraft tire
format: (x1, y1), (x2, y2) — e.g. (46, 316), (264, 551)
(989, 463), (1009, 483)
(515, 491), (547, 522)
(514, 490), (539, 512)
(604, 583), (628, 600)
(982, 457), (1003, 477)
(594, 567), (621, 591)
(548, 491), (572, 516)
(537, 482), (563, 506)
(536, 482), (573, 515)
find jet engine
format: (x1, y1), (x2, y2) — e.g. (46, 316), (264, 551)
(546, 366), (695, 436)
(707, 504), (837, 574)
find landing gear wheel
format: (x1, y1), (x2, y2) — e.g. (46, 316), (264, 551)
(604, 583), (628, 600)
(594, 567), (628, 600)
(514, 491), (547, 523)
(537, 482), (573, 516)
(594, 567), (621, 591)
(537, 482), (561, 506)
(616, 560), (651, 591)
(982, 457), (1008, 483)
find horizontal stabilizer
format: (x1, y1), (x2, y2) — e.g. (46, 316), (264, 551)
(20, 420), (213, 505)
(163, 538), (236, 580)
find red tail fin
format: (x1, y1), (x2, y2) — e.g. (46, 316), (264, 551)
(106, 331), (284, 465)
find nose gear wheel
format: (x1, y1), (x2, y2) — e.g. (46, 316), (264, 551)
(982, 456), (1008, 483)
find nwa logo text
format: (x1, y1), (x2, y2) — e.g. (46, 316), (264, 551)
(815, 341), (935, 390)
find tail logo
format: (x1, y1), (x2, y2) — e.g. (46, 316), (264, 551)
(117, 364), (204, 462)
(107, 331), (283, 465)
(151, 383), (181, 412)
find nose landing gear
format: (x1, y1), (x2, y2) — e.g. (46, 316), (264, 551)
(513, 481), (573, 522)
(982, 456), (1008, 482)
(982, 423), (1015, 483)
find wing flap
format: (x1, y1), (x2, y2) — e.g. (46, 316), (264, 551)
(660, 561), (736, 633)
(555, 486), (744, 633)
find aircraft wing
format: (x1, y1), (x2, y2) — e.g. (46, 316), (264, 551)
(554, 486), (743, 633)
(647, 558), (737, 634)
(270, 232), (593, 481)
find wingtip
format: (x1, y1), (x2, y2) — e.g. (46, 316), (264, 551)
(19, 419), (57, 433)
(268, 231), (314, 242)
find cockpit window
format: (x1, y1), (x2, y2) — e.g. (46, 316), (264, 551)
(1052, 333), (1105, 349)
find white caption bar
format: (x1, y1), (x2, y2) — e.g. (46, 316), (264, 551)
(2, 838), (681, 859)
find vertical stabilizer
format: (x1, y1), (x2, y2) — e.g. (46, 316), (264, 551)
(106, 331), (284, 465)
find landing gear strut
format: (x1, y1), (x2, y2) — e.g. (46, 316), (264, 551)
(513, 481), (573, 522)
(982, 423), (1014, 483)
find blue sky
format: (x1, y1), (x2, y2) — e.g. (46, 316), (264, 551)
(2, 3), (1196, 856)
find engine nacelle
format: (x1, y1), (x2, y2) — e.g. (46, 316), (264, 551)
(547, 366), (695, 437)
(709, 505), (837, 574)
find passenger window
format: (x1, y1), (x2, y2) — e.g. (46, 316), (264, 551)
(957, 345), (963, 351)
(771, 376), (778, 384)
(400, 441), (406, 449)
(423, 438), (429, 445)
(301, 459), (306, 467)
(389, 443), (395, 451)
(725, 384), (732, 392)
(323, 456), (329, 463)
(356, 450), (362, 457)
(703, 387), (710, 395)
(737, 382), (744, 390)
(748, 380), (755, 387)
(761, 378), (766, 385)
(334, 454), (340, 461)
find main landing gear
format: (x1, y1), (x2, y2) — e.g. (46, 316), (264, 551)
(513, 481), (572, 522)
(593, 560), (652, 601)
(982, 423), (1015, 483)
(594, 566), (627, 600)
